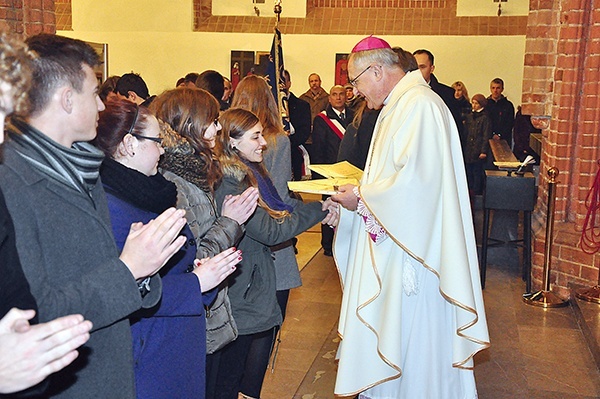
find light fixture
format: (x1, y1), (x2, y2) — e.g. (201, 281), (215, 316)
(254, 6), (260, 16)
(493, 0), (508, 16)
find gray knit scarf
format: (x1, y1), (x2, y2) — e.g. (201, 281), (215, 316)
(7, 117), (105, 196)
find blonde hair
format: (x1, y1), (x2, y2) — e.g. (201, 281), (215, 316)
(230, 75), (284, 145)
(452, 81), (470, 102)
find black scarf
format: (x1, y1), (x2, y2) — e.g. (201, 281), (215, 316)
(100, 157), (178, 214)
(7, 117), (105, 196)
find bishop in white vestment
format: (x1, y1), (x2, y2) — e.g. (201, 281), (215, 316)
(332, 36), (490, 399)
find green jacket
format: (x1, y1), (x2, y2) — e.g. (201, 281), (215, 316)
(215, 159), (326, 334)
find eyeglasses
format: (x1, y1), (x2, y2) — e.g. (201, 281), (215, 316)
(132, 133), (163, 145)
(126, 104), (140, 136)
(126, 104), (162, 145)
(348, 65), (372, 87)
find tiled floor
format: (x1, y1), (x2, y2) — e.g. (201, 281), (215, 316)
(260, 218), (600, 398)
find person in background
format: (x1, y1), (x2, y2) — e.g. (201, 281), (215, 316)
(116, 72), (154, 106)
(337, 101), (381, 171)
(212, 108), (339, 399)
(452, 80), (472, 144)
(463, 93), (492, 198)
(222, 76), (233, 109)
(0, 33), (187, 399)
(412, 48), (462, 132)
(344, 83), (364, 113)
(282, 70), (312, 181)
(0, 27), (92, 397)
(487, 77), (515, 147)
(312, 85), (354, 257)
(299, 73), (329, 122)
(513, 105), (541, 162)
(99, 75), (120, 103)
(182, 72), (200, 88)
(94, 99), (242, 399)
(452, 81), (471, 120)
(196, 70), (227, 110)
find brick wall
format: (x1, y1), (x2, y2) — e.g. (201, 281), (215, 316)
(193, 0), (526, 35)
(522, 0), (600, 297)
(55, 0), (70, 30)
(0, 0), (55, 35)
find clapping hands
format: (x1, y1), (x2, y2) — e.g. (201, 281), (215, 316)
(192, 247), (243, 292)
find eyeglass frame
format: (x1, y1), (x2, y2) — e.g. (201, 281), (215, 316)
(131, 133), (162, 144)
(348, 65), (372, 87)
(126, 104), (162, 144)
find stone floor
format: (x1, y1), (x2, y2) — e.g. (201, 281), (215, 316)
(259, 207), (600, 399)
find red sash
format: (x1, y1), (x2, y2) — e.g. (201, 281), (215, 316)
(316, 113), (345, 140)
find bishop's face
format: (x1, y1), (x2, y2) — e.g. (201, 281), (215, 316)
(348, 61), (382, 110)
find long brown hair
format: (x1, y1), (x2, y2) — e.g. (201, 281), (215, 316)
(230, 75), (284, 145)
(150, 87), (222, 189)
(217, 108), (289, 220)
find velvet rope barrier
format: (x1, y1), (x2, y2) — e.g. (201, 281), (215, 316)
(576, 160), (600, 303)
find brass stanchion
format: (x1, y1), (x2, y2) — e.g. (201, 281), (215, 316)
(523, 167), (568, 308)
(575, 280), (600, 304)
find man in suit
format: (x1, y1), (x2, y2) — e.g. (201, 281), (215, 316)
(312, 85), (355, 256)
(413, 49), (462, 131)
(282, 70), (312, 181)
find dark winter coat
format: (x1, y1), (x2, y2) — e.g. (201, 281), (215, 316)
(463, 110), (493, 163)
(0, 139), (161, 399)
(214, 159), (327, 334)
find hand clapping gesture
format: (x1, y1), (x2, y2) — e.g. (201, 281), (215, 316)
(192, 247), (243, 292)
(0, 308), (92, 394)
(221, 187), (259, 225)
(120, 208), (188, 280)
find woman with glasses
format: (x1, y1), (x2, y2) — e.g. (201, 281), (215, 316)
(93, 99), (242, 399)
(149, 88), (259, 396)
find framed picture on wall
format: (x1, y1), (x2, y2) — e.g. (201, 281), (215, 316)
(86, 41), (108, 83)
(230, 49), (273, 92)
(335, 53), (349, 86)
(231, 50), (271, 91)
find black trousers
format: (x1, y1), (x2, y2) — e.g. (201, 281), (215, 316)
(212, 328), (276, 399)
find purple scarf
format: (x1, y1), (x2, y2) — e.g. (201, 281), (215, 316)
(245, 161), (293, 213)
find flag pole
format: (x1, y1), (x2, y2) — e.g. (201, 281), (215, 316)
(274, 1), (285, 117)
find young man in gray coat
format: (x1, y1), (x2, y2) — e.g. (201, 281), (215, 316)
(0, 34), (187, 398)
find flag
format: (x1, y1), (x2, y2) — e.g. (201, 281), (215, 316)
(266, 28), (286, 119)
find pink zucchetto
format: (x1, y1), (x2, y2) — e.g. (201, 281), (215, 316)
(351, 35), (392, 53)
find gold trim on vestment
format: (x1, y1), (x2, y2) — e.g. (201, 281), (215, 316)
(351, 186), (490, 371)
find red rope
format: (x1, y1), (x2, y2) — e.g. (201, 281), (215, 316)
(580, 160), (600, 254)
